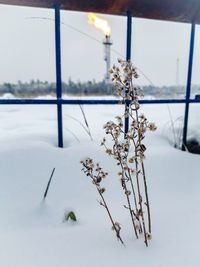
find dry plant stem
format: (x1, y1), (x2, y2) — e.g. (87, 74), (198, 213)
(123, 142), (140, 215)
(65, 127), (80, 142)
(140, 160), (151, 233)
(110, 132), (139, 238)
(79, 105), (93, 141)
(126, 168), (143, 233)
(81, 161), (124, 245)
(123, 147), (142, 233)
(130, 99), (149, 245)
(97, 189), (125, 245)
(167, 105), (176, 147)
(135, 107), (151, 235)
(43, 168), (56, 200)
(130, 122), (148, 244)
(114, 141), (139, 239)
(66, 114), (91, 138)
(122, 181), (139, 239)
(124, 79), (149, 245)
(102, 59), (156, 246)
(103, 140), (139, 234)
(135, 156), (148, 246)
(126, 168), (138, 215)
(126, 128), (143, 233)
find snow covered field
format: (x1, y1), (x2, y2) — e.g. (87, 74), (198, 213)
(0, 102), (200, 267)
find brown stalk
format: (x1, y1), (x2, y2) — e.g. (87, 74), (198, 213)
(126, 164), (143, 233)
(82, 162), (124, 245)
(128, 80), (150, 246)
(140, 160), (151, 233)
(135, 106), (151, 235)
(134, 155), (148, 246)
(97, 188), (124, 245)
(112, 134), (139, 239)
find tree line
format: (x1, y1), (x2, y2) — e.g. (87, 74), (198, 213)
(0, 79), (199, 98)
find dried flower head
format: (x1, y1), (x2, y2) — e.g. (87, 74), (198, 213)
(148, 122), (157, 131)
(128, 157), (134, 163)
(81, 59), (156, 247)
(100, 187), (106, 194)
(146, 233), (152, 240)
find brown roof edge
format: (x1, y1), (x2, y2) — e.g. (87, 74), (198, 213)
(0, 0), (199, 24)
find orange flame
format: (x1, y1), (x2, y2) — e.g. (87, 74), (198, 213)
(88, 13), (111, 36)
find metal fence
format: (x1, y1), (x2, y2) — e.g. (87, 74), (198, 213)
(0, 5), (199, 148)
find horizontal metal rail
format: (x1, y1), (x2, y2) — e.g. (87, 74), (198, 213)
(0, 98), (200, 105)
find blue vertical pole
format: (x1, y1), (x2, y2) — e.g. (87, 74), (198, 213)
(55, 4), (63, 148)
(182, 22), (195, 150)
(124, 11), (132, 136)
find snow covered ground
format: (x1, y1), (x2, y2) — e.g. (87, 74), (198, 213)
(0, 102), (200, 267)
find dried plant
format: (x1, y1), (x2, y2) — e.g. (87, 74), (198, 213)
(103, 59), (156, 246)
(64, 105), (93, 141)
(43, 168), (56, 200)
(81, 158), (124, 245)
(79, 105), (93, 141)
(165, 105), (183, 149)
(81, 59), (156, 247)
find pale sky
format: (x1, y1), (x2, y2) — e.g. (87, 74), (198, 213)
(0, 4), (200, 86)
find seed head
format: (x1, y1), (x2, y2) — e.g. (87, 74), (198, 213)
(148, 122), (157, 131)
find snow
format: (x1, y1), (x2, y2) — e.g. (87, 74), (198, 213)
(0, 102), (200, 267)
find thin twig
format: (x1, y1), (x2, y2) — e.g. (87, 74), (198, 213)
(43, 168), (56, 200)
(79, 105), (93, 141)
(112, 133), (139, 239)
(81, 160), (124, 245)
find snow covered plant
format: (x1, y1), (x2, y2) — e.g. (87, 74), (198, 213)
(101, 59), (156, 246)
(81, 158), (124, 245)
(81, 59), (156, 247)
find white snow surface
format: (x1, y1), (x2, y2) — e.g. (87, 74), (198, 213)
(0, 103), (200, 267)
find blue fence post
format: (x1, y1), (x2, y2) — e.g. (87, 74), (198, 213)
(124, 10), (132, 136)
(55, 4), (63, 148)
(182, 22), (195, 150)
